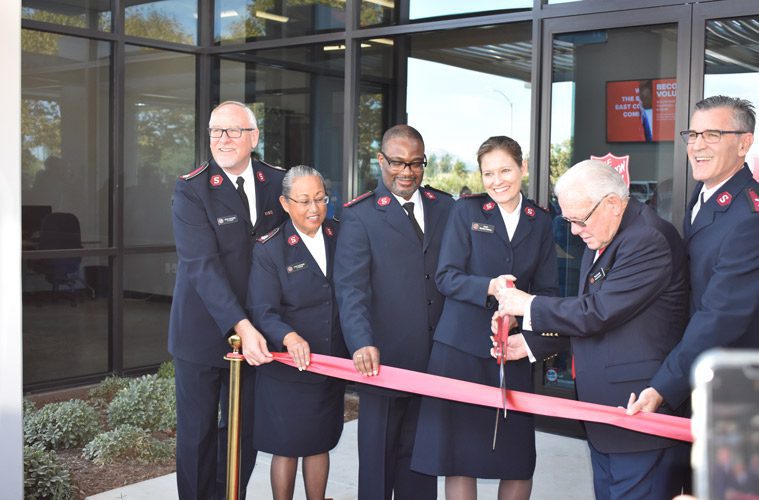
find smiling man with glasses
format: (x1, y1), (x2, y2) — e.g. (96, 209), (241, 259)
(334, 124), (454, 500)
(628, 96), (759, 424)
(494, 159), (691, 499)
(170, 100), (288, 499)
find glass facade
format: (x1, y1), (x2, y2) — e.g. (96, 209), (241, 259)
(19, 2), (759, 404)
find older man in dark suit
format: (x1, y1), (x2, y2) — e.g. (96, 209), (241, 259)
(170, 101), (287, 499)
(496, 159), (690, 500)
(334, 124), (454, 500)
(628, 96), (759, 416)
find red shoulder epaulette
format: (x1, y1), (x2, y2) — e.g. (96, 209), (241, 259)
(257, 226), (280, 244)
(745, 186), (759, 213)
(179, 161), (209, 180)
(343, 191), (373, 208)
(423, 184), (454, 197)
(258, 160), (286, 172)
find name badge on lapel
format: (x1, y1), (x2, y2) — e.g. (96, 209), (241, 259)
(589, 267), (607, 285)
(217, 215), (239, 226)
(471, 222), (495, 234)
(286, 261), (308, 274)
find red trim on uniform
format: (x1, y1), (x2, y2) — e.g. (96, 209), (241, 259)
(377, 196), (391, 207)
(256, 170), (266, 183)
(325, 226), (334, 237)
(524, 207), (535, 217)
(423, 190), (436, 200)
(748, 188), (759, 212)
(483, 201), (495, 211)
(210, 175), (223, 187)
(288, 234), (300, 246)
(715, 191), (732, 207)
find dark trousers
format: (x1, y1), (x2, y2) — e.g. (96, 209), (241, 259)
(357, 390), (437, 500)
(175, 357), (257, 500)
(589, 442), (690, 500)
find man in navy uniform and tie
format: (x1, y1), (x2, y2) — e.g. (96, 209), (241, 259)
(496, 160), (690, 500)
(334, 125), (454, 500)
(169, 101), (287, 499)
(628, 96), (759, 417)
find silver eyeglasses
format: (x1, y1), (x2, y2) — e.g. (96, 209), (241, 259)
(678, 129), (749, 144)
(286, 196), (330, 207)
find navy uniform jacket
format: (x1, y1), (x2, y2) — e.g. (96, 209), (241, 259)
(334, 182), (454, 380)
(248, 219), (347, 383)
(433, 194), (558, 359)
(651, 164), (759, 408)
(169, 158), (287, 368)
(525, 198), (689, 453)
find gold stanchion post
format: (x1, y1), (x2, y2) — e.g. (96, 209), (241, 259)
(225, 334), (244, 500)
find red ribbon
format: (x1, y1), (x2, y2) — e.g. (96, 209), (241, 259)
(272, 352), (692, 443)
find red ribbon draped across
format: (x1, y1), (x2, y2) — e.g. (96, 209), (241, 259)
(271, 352), (693, 443)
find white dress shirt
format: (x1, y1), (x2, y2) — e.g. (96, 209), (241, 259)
(294, 226), (327, 276)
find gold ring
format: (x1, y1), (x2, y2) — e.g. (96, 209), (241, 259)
(357, 354), (363, 358)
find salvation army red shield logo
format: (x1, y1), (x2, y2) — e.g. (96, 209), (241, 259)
(483, 201), (495, 211)
(424, 191), (436, 200)
(716, 191), (732, 207)
(288, 234), (300, 246)
(524, 207), (535, 217)
(210, 175), (223, 187)
(377, 196), (391, 207)
(256, 171), (266, 183)
(325, 226), (334, 237)
(590, 153), (630, 188)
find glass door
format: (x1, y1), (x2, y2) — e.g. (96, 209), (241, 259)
(536, 6), (693, 433)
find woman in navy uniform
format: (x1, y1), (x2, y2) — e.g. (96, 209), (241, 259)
(411, 136), (558, 500)
(248, 165), (347, 500)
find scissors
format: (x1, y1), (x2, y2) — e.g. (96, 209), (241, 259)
(492, 280), (514, 450)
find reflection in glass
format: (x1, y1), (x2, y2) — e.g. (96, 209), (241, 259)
(22, 31), (110, 249)
(22, 0), (112, 31)
(215, 43), (344, 215)
(23, 256), (110, 386)
(124, 46), (196, 246)
(356, 24), (533, 197)
(409, 0), (530, 20)
(704, 16), (759, 177)
(215, 0), (345, 44)
(125, 0), (197, 45)
(360, 0), (395, 27)
(123, 253), (175, 369)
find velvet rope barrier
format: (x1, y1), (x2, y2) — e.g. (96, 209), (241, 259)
(272, 352), (692, 443)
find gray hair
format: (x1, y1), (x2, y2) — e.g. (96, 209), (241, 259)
(210, 101), (258, 129)
(695, 95), (755, 134)
(555, 159), (629, 203)
(282, 165), (326, 198)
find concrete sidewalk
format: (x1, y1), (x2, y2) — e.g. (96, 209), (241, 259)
(87, 420), (593, 499)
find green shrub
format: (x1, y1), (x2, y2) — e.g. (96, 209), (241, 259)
(23, 443), (73, 500)
(25, 399), (100, 450)
(82, 424), (175, 466)
(157, 359), (175, 379)
(108, 375), (176, 432)
(88, 375), (131, 407)
(23, 398), (37, 417)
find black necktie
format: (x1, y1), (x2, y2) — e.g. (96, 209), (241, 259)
(236, 177), (250, 216)
(402, 202), (424, 241)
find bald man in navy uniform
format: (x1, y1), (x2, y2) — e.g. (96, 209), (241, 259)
(169, 101), (287, 499)
(334, 125), (454, 500)
(628, 95), (759, 416)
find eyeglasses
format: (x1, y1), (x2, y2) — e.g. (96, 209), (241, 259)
(678, 129), (749, 144)
(286, 196), (330, 207)
(562, 194), (611, 227)
(380, 151), (427, 172)
(208, 127), (256, 139)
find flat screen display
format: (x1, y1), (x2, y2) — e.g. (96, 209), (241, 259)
(606, 79), (676, 142)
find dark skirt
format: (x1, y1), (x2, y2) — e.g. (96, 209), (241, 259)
(411, 341), (536, 479)
(253, 371), (345, 457)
